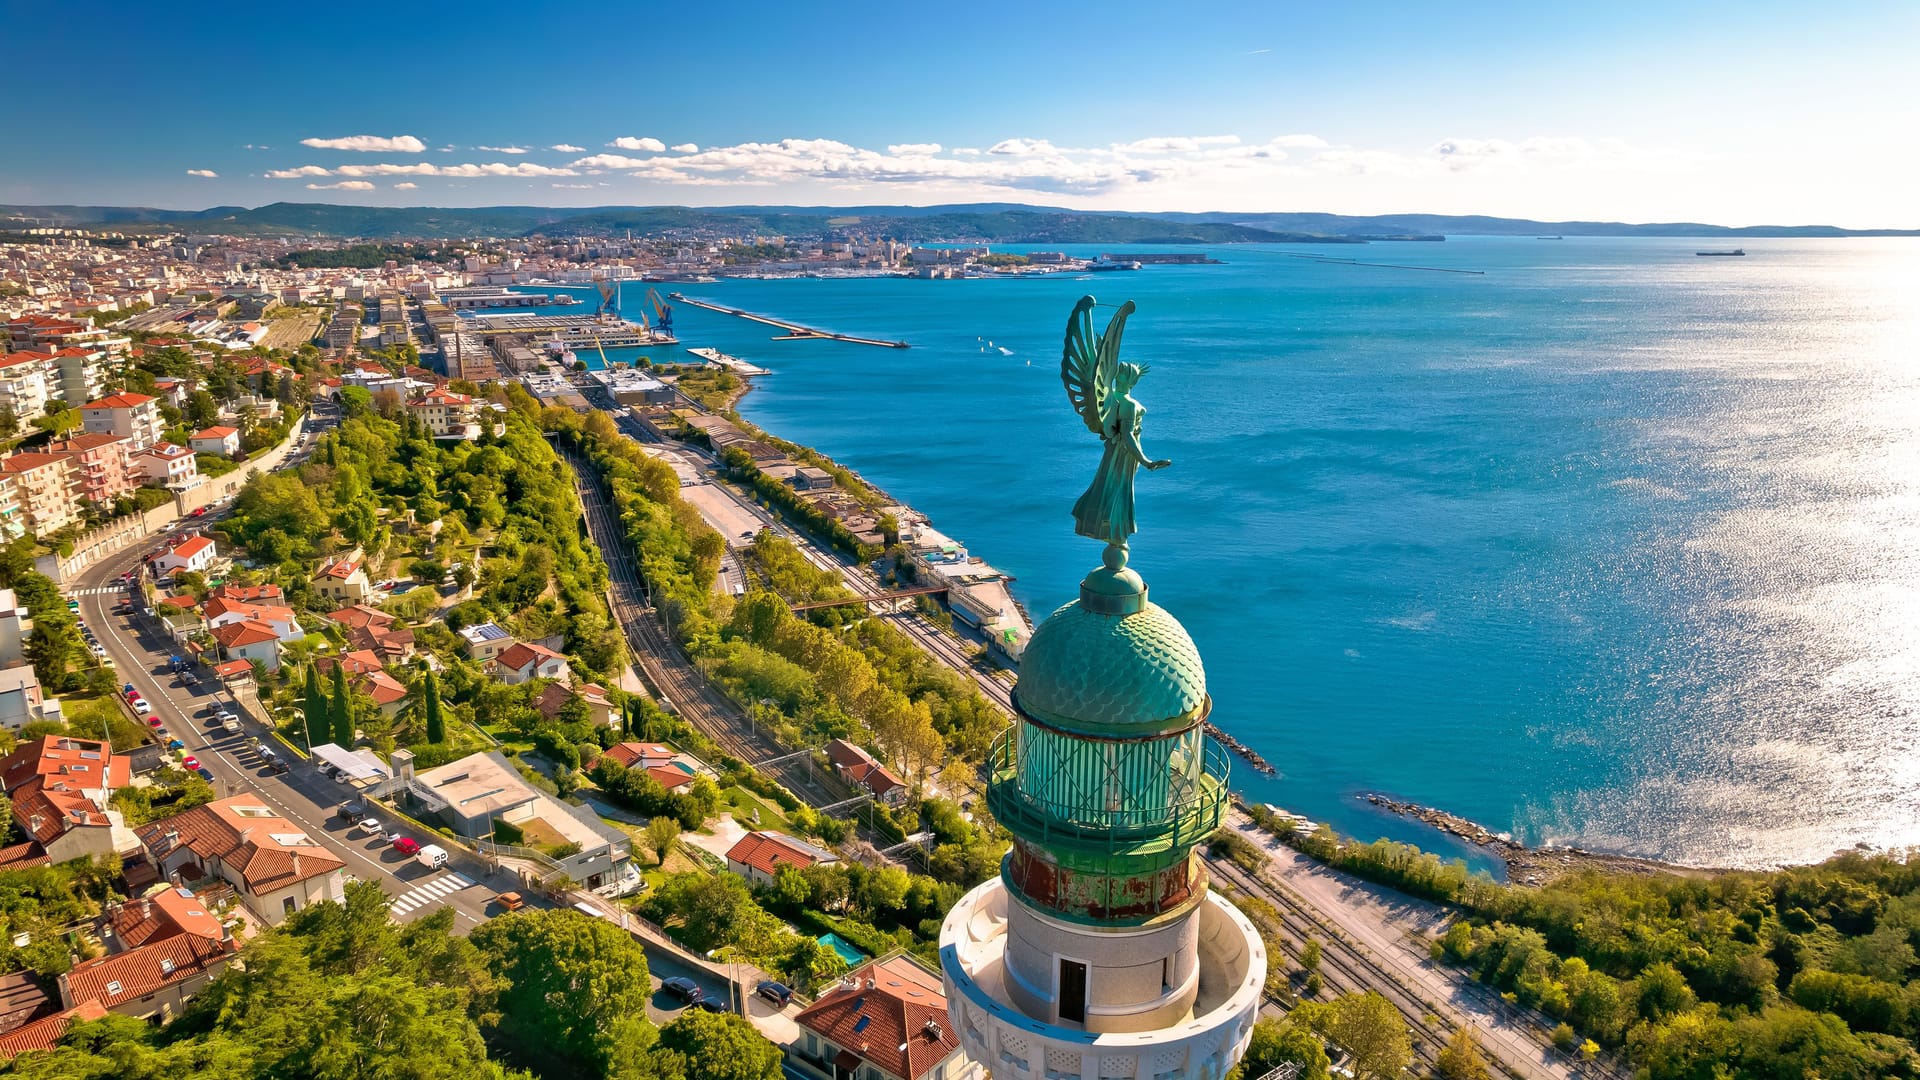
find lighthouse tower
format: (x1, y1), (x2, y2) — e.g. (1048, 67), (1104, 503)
(939, 543), (1266, 1080)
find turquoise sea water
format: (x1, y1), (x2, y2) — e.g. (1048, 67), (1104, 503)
(560, 238), (1920, 868)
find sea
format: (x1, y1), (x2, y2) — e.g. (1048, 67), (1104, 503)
(523, 237), (1920, 871)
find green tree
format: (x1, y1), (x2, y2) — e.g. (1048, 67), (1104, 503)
(470, 909), (656, 1078)
(303, 664), (328, 749)
(1317, 992), (1411, 1080)
(329, 661), (354, 747)
(1433, 1027), (1492, 1080)
(1230, 1017), (1330, 1080)
(657, 1010), (782, 1080)
(645, 816), (679, 866)
(421, 668), (446, 743)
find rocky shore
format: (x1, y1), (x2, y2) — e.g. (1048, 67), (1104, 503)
(1362, 793), (1714, 885)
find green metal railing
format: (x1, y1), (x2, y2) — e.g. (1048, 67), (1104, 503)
(984, 727), (1230, 855)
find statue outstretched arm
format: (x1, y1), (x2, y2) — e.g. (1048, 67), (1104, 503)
(1115, 417), (1171, 471)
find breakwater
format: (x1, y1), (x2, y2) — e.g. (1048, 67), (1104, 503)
(669, 293), (911, 348)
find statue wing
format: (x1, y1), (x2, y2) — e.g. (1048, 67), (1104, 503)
(1061, 295), (1122, 435)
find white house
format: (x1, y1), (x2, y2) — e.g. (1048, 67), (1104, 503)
(490, 641), (570, 685)
(152, 535), (215, 576)
(209, 619), (281, 672)
(187, 426), (241, 457)
(201, 597), (304, 642)
(136, 797), (346, 923)
(131, 442), (199, 489)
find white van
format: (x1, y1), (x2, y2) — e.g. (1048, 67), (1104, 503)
(416, 844), (449, 870)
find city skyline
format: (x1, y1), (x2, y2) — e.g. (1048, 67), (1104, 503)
(7, 1), (1918, 226)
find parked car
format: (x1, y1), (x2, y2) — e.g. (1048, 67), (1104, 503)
(660, 977), (704, 1004)
(689, 997), (727, 1013)
(416, 844), (448, 869)
(495, 892), (526, 912)
(190, 507), (206, 517)
(133, 699), (150, 714)
(391, 837), (420, 856)
(166, 739), (184, 750)
(264, 760), (290, 776)
(196, 767), (215, 782)
(221, 717), (241, 734)
(337, 800), (369, 822)
(754, 981), (793, 1007)
(181, 756), (199, 770)
(353, 818), (382, 836)
(215, 710), (237, 723)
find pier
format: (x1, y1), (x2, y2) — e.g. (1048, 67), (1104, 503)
(687, 346), (771, 376)
(669, 293), (911, 348)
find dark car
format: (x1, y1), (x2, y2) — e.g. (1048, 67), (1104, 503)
(264, 760), (291, 775)
(337, 800), (369, 822)
(660, 977), (704, 1004)
(754, 980), (793, 1007)
(196, 767), (215, 782)
(688, 997), (727, 1013)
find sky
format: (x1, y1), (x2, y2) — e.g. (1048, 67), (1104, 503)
(5, 0), (1917, 227)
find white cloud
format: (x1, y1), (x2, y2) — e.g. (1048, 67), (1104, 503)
(670, 143), (699, 153)
(332, 161), (579, 178)
(307, 180), (376, 190)
(185, 169), (218, 178)
(300, 134), (426, 152)
(887, 143), (942, 155)
(1113, 136), (1239, 153)
(265, 165), (332, 178)
(952, 148), (981, 157)
(988, 138), (1057, 156)
(393, 182), (418, 190)
(243, 143), (270, 151)
(550, 143), (586, 153)
(552, 183), (594, 189)
(1272, 134), (1331, 149)
(611, 136), (666, 152)
(571, 154), (649, 169)
(476, 145), (529, 154)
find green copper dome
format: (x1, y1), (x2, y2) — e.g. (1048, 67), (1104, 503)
(1016, 593), (1207, 734)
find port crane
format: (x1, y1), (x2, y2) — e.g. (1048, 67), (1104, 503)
(645, 287), (674, 335)
(593, 279), (620, 318)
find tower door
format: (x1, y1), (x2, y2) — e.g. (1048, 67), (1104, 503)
(1059, 958), (1087, 1024)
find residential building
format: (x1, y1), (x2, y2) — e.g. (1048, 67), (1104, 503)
(0, 353), (53, 419)
(408, 387), (482, 439)
(0, 473), (22, 540)
(0, 453), (79, 536)
(0, 736), (137, 863)
(55, 888), (237, 1022)
(599, 742), (679, 770)
(404, 751), (638, 894)
(48, 347), (109, 405)
(48, 433), (135, 507)
(456, 621), (513, 661)
(209, 619), (280, 672)
(0, 1001), (109, 1057)
(726, 830), (837, 887)
(208, 582), (283, 604)
(131, 442), (198, 489)
(0, 587), (29, 668)
(136, 796), (347, 922)
(533, 681), (614, 727)
(152, 534), (215, 576)
(357, 669), (410, 715)
(789, 955), (978, 1080)
(187, 425), (241, 457)
(312, 552), (371, 602)
(490, 641), (570, 685)
(825, 738), (907, 805)
(201, 596), (303, 641)
(81, 392), (162, 450)
(0, 666), (44, 731)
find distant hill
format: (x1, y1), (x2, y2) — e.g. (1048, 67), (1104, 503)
(1, 201), (1913, 241)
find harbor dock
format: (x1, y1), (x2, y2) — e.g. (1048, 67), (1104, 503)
(668, 293), (910, 348)
(687, 346), (772, 376)
(456, 311), (677, 349)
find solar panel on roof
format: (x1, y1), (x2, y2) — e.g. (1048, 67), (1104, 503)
(853, 1015), (871, 1034)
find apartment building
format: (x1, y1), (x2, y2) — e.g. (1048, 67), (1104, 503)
(81, 392), (162, 450)
(49, 433), (135, 507)
(131, 442), (198, 489)
(0, 353), (53, 420)
(0, 453), (78, 535)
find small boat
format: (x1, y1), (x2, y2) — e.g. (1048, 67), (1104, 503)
(1535, 235), (1563, 240)
(1696, 249), (1746, 256)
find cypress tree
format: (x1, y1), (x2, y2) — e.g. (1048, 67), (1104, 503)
(329, 661), (354, 747)
(423, 669), (445, 744)
(303, 665), (328, 749)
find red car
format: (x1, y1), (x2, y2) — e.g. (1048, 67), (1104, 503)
(391, 837), (420, 856)
(190, 507), (207, 517)
(181, 756), (199, 770)
(146, 716), (163, 728)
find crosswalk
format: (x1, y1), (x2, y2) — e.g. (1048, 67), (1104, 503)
(70, 586), (125, 597)
(389, 873), (476, 916)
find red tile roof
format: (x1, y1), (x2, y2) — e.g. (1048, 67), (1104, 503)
(646, 765), (697, 793)
(210, 619), (278, 649)
(356, 670), (408, 706)
(0, 1001), (108, 1057)
(324, 603), (393, 631)
(60, 933), (236, 1011)
(135, 796), (343, 895)
(495, 641), (565, 675)
(209, 582), (283, 603)
(82, 392), (155, 410)
(726, 831), (829, 876)
(106, 888), (225, 949)
(164, 535), (214, 561)
(826, 739), (905, 798)
(796, 957), (959, 1080)
(190, 426), (239, 440)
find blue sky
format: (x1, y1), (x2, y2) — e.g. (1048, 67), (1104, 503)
(6, 0), (1916, 225)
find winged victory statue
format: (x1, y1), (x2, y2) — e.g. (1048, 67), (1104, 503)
(1061, 295), (1170, 556)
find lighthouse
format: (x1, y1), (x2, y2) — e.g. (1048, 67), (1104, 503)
(939, 297), (1264, 1080)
